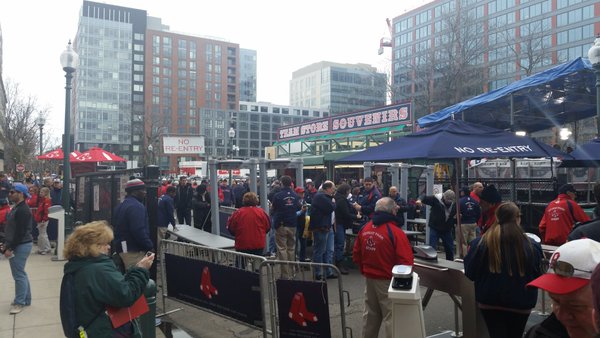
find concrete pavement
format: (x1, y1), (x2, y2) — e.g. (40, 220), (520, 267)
(0, 245), (166, 338)
(0, 242), (550, 338)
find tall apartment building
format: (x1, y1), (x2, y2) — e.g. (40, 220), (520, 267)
(145, 26), (240, 169)
(239, 49), (257, 102)
(197, 102), (327, 162)
(390, 0), (599, 129)
(289, 61), (387, 115)
(74, 1), (147, 164)
(74, 1), (247, 169)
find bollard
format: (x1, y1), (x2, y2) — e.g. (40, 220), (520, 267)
(139, 279), (157, 338)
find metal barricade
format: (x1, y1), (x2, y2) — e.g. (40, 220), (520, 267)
(159, 240), (268, 332)
(259, 260), (349, 338)
(159, 239), (352, 338)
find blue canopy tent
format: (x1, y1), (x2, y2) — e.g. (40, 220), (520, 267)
(336, 120), (568, 163)
(417, 58), (596, 133)
(336, 119), (569, 257)
(560, 138), (600, 167)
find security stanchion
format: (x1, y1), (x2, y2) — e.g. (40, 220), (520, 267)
(139, 279), (157, 338)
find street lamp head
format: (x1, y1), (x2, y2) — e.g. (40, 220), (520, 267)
(36, 116), (46, 128)
(60, 40), (79, 71)
(588, 35), (600, 65)
(228, 127), (236, 138)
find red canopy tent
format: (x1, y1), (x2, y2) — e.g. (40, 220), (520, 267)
(36, 148), (83, 161)
(75, 147), (126, 162)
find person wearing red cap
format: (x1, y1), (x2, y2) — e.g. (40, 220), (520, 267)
(525, 238), (600, 338)
(539, 184), (590, 246)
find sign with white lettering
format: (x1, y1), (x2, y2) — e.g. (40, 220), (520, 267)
(163, 136), (205, 154)
(277, 103), (412, 141)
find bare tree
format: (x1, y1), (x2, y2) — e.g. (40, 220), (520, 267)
(1, 79), (50, 174)
(432, 10), (487, 107)
(497, 20), (552, 77)
(144, 114), (169, 166)
(391, 9), (487, 120)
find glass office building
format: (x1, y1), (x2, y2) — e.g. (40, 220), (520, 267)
(290, 61), (387, 116)
(390, 0), (600, 143)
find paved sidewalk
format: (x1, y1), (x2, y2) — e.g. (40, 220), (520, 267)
(0, 245), (165, 338)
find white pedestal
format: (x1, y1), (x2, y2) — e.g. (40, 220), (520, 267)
(388, 272), (426, 338)
(48, 205), (65, 261)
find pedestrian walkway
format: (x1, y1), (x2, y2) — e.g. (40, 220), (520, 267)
(0, 245), (166, 338)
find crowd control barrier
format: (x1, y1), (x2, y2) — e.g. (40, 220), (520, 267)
(259, 260), (349, 338)
(159, 240), (351, 338)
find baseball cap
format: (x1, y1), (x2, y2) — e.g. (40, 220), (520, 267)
(13, 183), (31, 199)
(528, 238), (600, 294)
(558, 184), (576, 195)
(305, 178), (313, 184)
(53, 178), (61, 183)
(295, 187), (305, 193)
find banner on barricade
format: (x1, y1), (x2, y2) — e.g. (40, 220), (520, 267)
(165, 254), (263, 328)
(277, 279), (331, 337)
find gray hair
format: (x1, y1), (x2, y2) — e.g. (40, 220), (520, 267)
(375, 197), (396, 214)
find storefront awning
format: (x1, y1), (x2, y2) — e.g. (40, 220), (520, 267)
(273, 124), (406, 146)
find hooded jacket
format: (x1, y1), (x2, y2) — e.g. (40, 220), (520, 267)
(63, 255), (149, 338)
(352, 211), (414, 280)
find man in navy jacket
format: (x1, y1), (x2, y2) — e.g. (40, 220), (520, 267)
(157, 186), (177, 242)
(272, 175), (300, 278)
(112, 179), (154, 269)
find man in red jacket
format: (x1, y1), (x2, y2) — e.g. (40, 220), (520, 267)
(353, 197), (414, 338)
(539, 184), (590, 246)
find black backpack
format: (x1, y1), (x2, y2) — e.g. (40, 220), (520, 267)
(60, 272), (103, 338)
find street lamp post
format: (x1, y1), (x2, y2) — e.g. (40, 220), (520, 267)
(148, 144), (154, 165)
(60, 40), (79, 235)
(36, 116), (46, 156)
(227, 127), (236, 183)
(588, 35), (600, 136)
(36, 115), (46, 174)
(228, 127), (236, 159)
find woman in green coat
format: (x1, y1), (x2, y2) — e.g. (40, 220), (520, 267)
(63, 221), (154, 337)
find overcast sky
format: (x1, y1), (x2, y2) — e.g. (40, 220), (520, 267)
(0, 0), (429, 141)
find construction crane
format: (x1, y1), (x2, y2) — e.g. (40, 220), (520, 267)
(378, 18), (393, 55)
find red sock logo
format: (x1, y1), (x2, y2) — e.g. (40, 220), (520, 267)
(288, 292), (318, 327)
(200, 267), (219, 299)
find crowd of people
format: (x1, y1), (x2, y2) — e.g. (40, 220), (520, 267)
(7, 167), (600, 338)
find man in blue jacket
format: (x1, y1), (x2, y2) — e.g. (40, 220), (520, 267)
(354, 177), (381, 222)
(458, 187), (480, 258)
(112, 179), (154, 270)
(272, 175), (300, 278)
(309, 181), (337, 279)
(157, 186), (177, 243)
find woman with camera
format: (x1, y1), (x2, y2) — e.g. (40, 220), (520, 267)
(62, 221), (154, 337)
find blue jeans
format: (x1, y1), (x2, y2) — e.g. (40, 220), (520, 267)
(9, 242), (32, 305)
(312, 229), (333, 277)
(334, 222), (346, 262)
(268, 228), (276, 254)
(429, 227), (454, 261)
